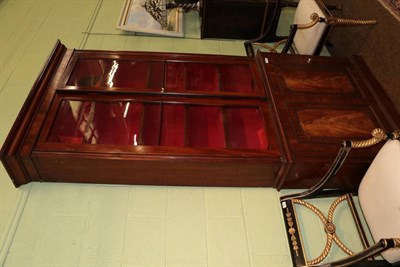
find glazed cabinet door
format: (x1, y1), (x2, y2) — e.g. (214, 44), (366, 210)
(32, 93), (283, 187)
(43, 97), (271, 150)
(62, 51), (266, 98)
(66, 58), (164, 90)
(1, 42), (282, 188)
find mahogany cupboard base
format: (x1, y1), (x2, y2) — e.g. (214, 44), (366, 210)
(1, 41), (399, 190)
(31, 155), (281, 187)
(258, 52), (400, 189)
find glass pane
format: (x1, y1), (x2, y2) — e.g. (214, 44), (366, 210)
(113, 61), (164, 89)
(67, 59), (164, 90)
(187, 105), (225, 148)
(165, 63), (219, 91)
(165, 62), (186, 91)
(225, 107), (268, 149)
(48, 101), (268, 150)
(186, 63), (219, 91)
(219, 65), (256, 93)
(48, 100), (144, 145)
(161, 104), (185, 146)
(94, 102), (143, 145)
(140, 103), (162, 146)
(47, 100), (88, 144)
(67, 60), (108, 87)
(165, 62), (257, 94)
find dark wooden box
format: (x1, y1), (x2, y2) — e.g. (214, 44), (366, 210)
(200, 0), (281, 40)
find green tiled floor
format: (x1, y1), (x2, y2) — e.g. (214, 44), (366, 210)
(2, 183), (371, 267)
(3, 184), (291, 267)
(0, 0), (366, 266)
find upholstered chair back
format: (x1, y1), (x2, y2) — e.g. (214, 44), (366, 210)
(293, 0), (327, 55)
(358, 139), (400, 264)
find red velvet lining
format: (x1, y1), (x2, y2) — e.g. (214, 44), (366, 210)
(141, 103), (162, 146)
(49, 101), (268, 150)
(48, 100), (86, 143)
(186, 63), (218, 91)
(161, 104), (185, 146)
(187, 105), (225, 148)
(225, 107), (268, 149)
(165, 63), (219, 91)
(219, 65), (255, 93)
(49, 101), (146, 145)
(165, 62), (185, 91)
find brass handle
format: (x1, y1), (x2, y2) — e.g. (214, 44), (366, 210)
(327, 17), (377, 26)
(297, 13), (321, 29)
(351, 128), (386, 148)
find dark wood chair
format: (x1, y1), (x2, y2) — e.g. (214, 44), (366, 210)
(244, 0), (377, 57)
(280, 128), (400, 266)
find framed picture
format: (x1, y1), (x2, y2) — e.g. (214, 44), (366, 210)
(117, 0), (184, 37)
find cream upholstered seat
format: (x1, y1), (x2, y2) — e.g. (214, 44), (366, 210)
(358, 139), (400, 264)
(280, 129), (400, 266)
(292, 0), (328, 55)
(244, 0), (377, 57)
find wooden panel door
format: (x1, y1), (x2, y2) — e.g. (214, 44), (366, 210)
(258, 52), (400, 190)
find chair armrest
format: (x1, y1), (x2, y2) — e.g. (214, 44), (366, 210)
(281, 128), (396, 201)
(315, 238), (400, 267)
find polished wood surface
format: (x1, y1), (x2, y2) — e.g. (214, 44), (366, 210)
(258, 52), (400, 190)
(0, 41), (283, 187)
(0, 41), (69, 185)
(1, 42), (399, 190)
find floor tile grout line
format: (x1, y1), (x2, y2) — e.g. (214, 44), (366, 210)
(77, 185), (95, 265)
(79, 0), (104, 49)
(164, 187), (169, 267)
(204, 188), (210, 267)
(240, 189), (252, 267)
(0, 1), (52, 95)
(202, 188), (209, 267)
(120, 186), (133, 267)
(0, 183), (32, 266)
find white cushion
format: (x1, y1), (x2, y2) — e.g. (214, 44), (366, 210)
(359, 139), (400, 264)
(293, 0), (328, 55)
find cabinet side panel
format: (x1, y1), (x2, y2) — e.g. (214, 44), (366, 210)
(0, 41), (68, 187)
(350, 55), (400, 129)
(1, 157), (29, 187)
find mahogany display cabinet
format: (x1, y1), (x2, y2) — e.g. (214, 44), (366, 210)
(1, 41), (399, 189)
(0, 41), (284, 188)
